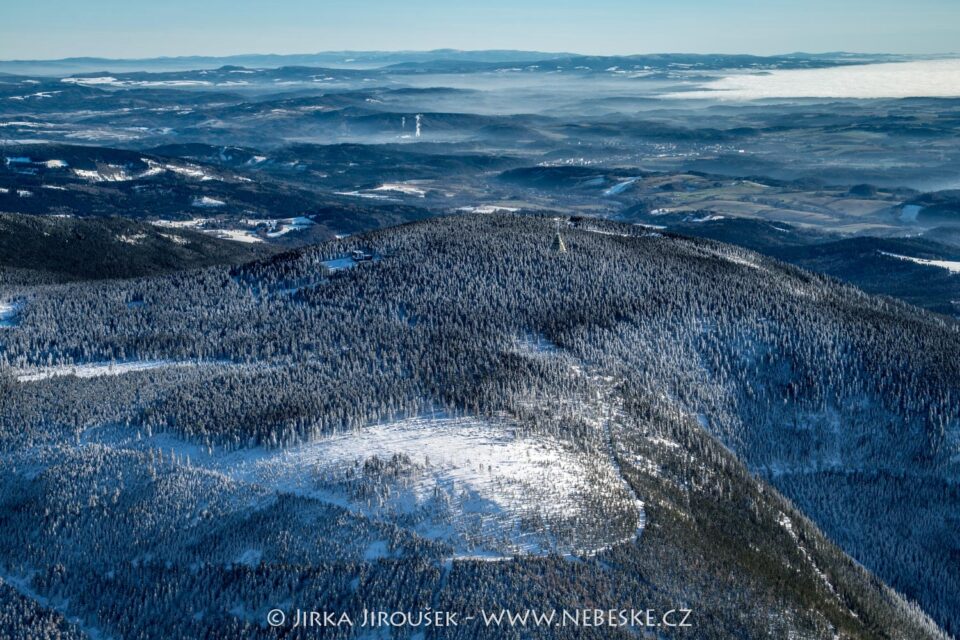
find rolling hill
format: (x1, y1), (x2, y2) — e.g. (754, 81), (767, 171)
(0, 213), (272, 281)
(0, 213), (956, 638)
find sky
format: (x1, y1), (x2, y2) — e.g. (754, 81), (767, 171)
(2, 0), (959, 60)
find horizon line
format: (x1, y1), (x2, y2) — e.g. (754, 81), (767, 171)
(2, 49), (958, 65)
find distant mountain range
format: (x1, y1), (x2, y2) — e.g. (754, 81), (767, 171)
(0, 50), (921, 76)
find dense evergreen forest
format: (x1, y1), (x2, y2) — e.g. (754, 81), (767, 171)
(0, 213), (956, 639)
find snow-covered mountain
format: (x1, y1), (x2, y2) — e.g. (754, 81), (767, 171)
(0, 214), (955, 638)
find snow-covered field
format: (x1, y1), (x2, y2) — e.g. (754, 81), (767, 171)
(371, 182), (428, 197)
(14, 359), (212, 383)
(72, 166), (131, 182)
(206, 229), (263, 243)
(158, 232), (189, 245)
(151, 217), (211, 229)
(160, 160), (219, 180)
(64, 158), (221, 183)
(156, 215), (315, 243)
(192, 196), (225, 207)
(879, 251), (960, 274)
(151, 218), (264, 243)
(457, 205), (521, 214)
(334, 190), (392, 200)
(117, 233), (147, 245)
(88, 415), (642, 558)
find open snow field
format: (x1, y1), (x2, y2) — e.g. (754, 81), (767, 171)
(879, 251), (960, 274)
(85, 415), (644, 558)
(13, 359), (222, 382)
(371, 182), (428, 197)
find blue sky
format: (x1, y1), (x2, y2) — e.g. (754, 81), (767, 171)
(2, 0), (958, 59)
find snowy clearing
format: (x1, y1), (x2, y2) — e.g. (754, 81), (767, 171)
(164, 162), (219, 180)
(457, 205), (521, 214)
(372, 183), (428, 197)
(207, 229), (263, 244)
(879, 251), (960, 274)
(151, 218), (264, 244)
(158, 232), (190, 245)
(334, 190), (392, 200)
(192, 196), (225, 207)
(14, 359), (215, 383)
(151, 218), (210, 229)
(117, 233), (147, 245)
(89, 415), (642, 558)
(72, 166), (131, 182)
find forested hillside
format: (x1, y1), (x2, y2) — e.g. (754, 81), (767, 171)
(0, 213), (956, 638)
(0, 213), (272, 282)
